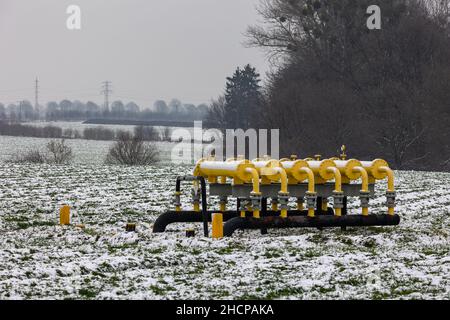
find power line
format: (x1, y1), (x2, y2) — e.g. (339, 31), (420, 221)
(100, 81), (113, 110)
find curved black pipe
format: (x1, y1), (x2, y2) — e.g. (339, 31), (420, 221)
(152, 209), (333, 233)
(223, 214), (401, 237)
(175, 175), (208, 237)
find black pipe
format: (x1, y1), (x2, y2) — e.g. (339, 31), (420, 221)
(175, 175), (208, 237)
(341, 196), (348, 231)
(152, 209), (334, 233)
(223, 214), (401, 237)
(153, 211), (236, 233)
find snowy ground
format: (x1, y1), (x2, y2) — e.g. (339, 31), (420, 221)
(0, 160), (448, 300)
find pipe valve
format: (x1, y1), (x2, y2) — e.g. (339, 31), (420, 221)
(333, 191), (344, 216)
(359, 191), (370, 215)
(386, 191), (396, 214)
(250, 193), (262, 218)
(305, 191), (317, 217)
(278, 192), (290, 218)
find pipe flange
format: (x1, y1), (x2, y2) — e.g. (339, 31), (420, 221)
(386, 191), (396, 208)
(359, 191), (370, 208)
(250, 194), (262, 211)
(305, 192), (317, 209)
(277, 193), (290, 210)
(238, 198), (249, 211)
(333, 191), (344, 209)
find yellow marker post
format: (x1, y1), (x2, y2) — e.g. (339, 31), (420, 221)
(60, 205), (70, 225)
(211, 213), (223, 239)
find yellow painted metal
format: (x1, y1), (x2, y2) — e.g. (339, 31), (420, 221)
(193, 202), (200, 212)
(60, 205), (70, 225)
(333, 159), (363, 181)
(326, 166), (342, 216)
(281, 160), (316, 217)
(297, 200), (304, 211)
(251, 159), (283, 184)
(271, 200), (278, 211)
(245, 167), (261, 218)
(307, 159), (337, 182)
(245, 167), (261, 195)
(379, 166), (395, 215)
(211, 213), (223, 239)
(361, 159), (390, 180)
(321, 198), (328, 211)
(281, 159), (310, 184)
(353, 166), (370, 216)
(194, 159), (256, 184)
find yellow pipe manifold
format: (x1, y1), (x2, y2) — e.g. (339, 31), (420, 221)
(281, 159), (316, 217)
(361, 159), (395, 215)
(251, 160), (289, 218)
(332, 159), (370, 216)
(306, 160), (342, 216)
(192, 156), (395, 219)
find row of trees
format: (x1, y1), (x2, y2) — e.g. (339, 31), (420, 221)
(0, 99), (209, 122)
(0, 121), (172, 142)
(11, 135), (159, 166)
(207, 0), (450, 171)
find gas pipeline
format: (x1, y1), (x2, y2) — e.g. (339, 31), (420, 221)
(153, 146), (399, 237)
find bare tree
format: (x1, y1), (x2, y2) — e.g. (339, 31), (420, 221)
(46, 139), (73, 164)
(105, 131), (159, 165)
(9, 139), (73, 164)
(160, 126), (172, 142)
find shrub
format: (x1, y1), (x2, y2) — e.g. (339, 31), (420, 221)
(105, 131), (159, 165)
(9, 139), (73, 165)
(46, 139), (73, 164)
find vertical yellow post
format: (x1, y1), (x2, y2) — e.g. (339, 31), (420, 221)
(321, 198), (328, 211)
(60, 205), (70, 225)
(211, 213), (223, 239)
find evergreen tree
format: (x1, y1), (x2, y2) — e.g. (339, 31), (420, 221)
(209, 64), (263, 129)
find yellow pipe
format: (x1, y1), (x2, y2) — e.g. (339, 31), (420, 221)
(192, 180), (200, 212)
(174, 190), (182, 212)
(245, 167), (260, 194)
(219, 176), (227, 211)
(321, 199), (328, 211)
(353, 166), (369, 216)
(326, 167), (342, 216)
(271, 200), (278, 211)
(274, 167), (288, 218)
(299, 167), (315, 217)
(380, 166), (395, 215)
(245, 167), (261, 218)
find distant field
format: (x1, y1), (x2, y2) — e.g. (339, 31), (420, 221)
(83, 118), (196, 128)
(0, 161), (448, 299)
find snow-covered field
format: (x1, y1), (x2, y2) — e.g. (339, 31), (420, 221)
(0, 136), (449, 299)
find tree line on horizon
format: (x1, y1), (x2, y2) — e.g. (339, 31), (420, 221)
(0, 98), (209, 123)
(207, 0), (450, 172)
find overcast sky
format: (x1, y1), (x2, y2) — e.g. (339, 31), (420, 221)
(0, 0), (269, 108)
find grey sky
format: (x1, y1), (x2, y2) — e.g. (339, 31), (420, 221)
(0, 0), (269, 108)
